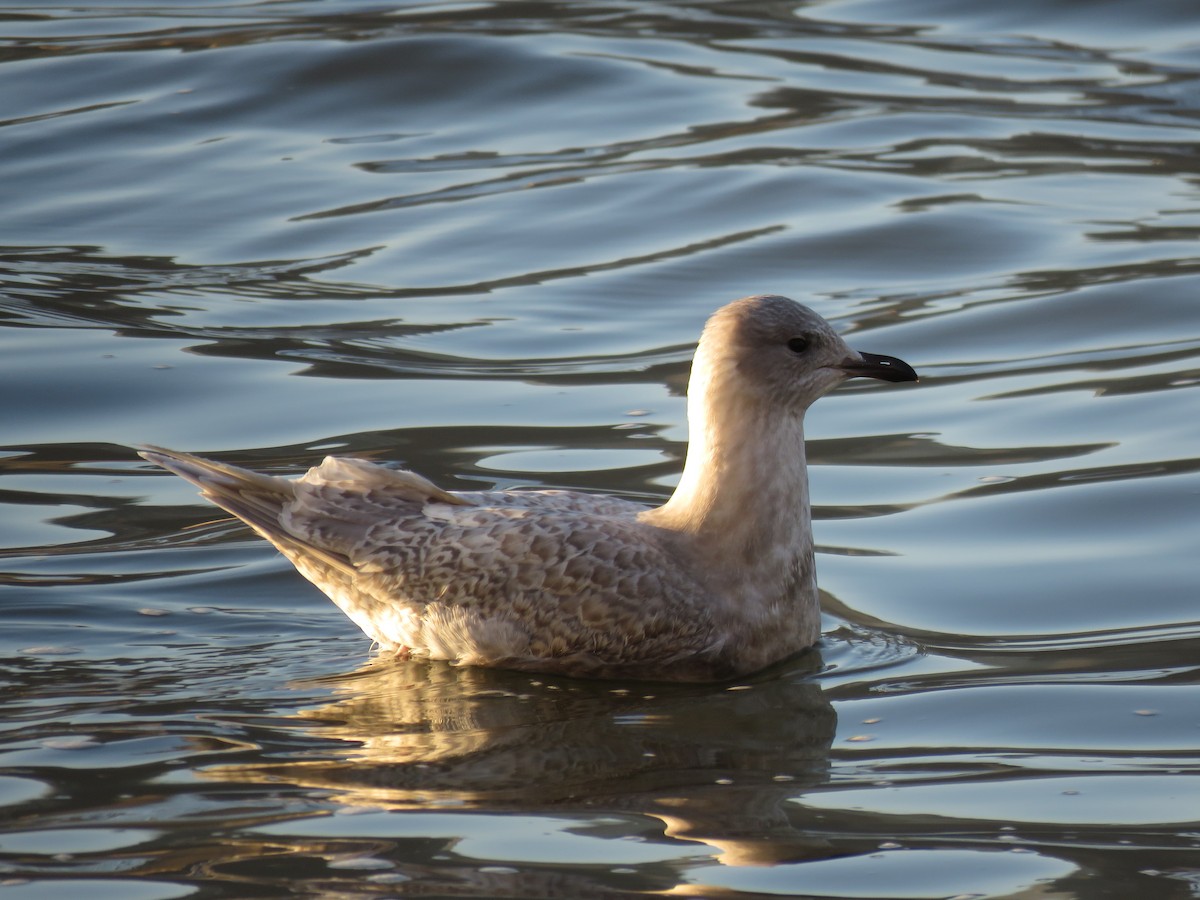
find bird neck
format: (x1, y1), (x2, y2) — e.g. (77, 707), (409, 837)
(644, 364), (814, 566)
(637, 342), (824, 663)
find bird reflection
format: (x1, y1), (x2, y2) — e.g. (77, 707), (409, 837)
(204, 652), (838, 870)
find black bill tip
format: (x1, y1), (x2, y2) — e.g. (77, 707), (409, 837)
(840, 351), (919, 384)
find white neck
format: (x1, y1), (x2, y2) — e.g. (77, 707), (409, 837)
(642, 351), (815, 595)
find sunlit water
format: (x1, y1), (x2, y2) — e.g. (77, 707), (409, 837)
(2, 1), (1199, 898)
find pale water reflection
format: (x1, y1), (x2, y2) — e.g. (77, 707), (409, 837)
(230, 657), (836, 866)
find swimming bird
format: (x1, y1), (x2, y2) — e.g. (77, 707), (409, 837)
(141, 295), (916, 681)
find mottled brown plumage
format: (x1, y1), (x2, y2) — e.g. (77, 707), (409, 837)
(141, 295), (916, 681)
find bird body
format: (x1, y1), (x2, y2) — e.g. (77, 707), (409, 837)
(142, 295), (916, 681)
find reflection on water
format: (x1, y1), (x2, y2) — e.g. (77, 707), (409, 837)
(2, 0), (1200, 897)
(219, 656), (837, 869)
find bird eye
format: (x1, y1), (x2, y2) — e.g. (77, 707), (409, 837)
(787, 336), (809, 354)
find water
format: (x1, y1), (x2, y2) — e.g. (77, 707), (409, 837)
(2, 1), (1199, 897)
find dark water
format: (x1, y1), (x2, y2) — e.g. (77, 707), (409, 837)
(2, 1), (1199, 897)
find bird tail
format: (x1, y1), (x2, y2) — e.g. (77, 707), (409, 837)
(138, 444), (298, 540)
(139, 444), (366, 579)
(139, 444), (287, 493)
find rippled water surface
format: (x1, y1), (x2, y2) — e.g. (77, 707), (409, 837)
(2, 1), (1199, 897)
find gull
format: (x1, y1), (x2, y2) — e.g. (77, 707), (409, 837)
(141, 295), (916, 681)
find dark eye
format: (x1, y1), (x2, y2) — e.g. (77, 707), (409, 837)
(787, 336), (810, 354)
